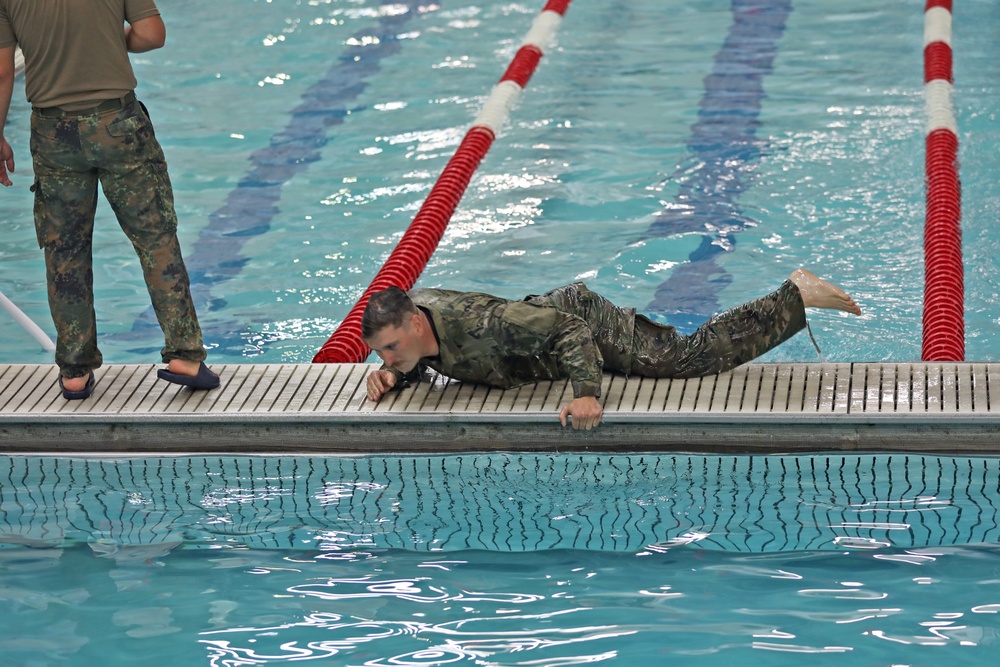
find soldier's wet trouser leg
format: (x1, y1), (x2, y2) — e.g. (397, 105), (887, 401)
(30, 100), (205, 379)
(30, 114), (102, 379)
(96, 102), (205, 365)
(630, 279), (807, 378)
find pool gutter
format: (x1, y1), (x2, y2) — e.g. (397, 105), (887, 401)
(2, 362), (998, 455)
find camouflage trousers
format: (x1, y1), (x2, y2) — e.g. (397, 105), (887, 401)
(628, 280), (806, 378)
(533, 280), (806, 379)
(30, 98), (205, 379)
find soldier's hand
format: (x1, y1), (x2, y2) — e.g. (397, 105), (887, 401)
(366, 369), (397, 401)
(0, 139), (14, 187)
(560, 396), (603, 430)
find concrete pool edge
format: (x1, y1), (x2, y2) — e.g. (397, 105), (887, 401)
(2, 361), (998, 454)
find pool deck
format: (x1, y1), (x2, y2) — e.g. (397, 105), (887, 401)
(2, 362), (999, 455)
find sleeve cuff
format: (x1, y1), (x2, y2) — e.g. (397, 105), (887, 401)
(573, 381), (601, 399)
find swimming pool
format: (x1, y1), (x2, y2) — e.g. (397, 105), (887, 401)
(3, 452), (1000, 665)
(2, 3), (1000, 662)
(0, 0), (997, 366)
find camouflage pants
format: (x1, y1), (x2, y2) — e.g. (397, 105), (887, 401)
(532, 280), (806, 378)
(30, 99), (205, 379)
(628, 280), (806, 378)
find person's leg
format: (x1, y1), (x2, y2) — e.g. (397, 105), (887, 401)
(87, 102), (207, 370)
(630, 279), (808, 378)
(29, 114), (103, 385)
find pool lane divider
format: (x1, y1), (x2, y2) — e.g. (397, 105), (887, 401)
(922, 0), (963, 361)
(313, 0), (573, 364)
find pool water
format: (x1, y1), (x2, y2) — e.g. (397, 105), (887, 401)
(3, 453), (1000, 665)
(0, 0), (998, 364)
(3, 2), (1000, 664)
(8, 542), (1000, 666)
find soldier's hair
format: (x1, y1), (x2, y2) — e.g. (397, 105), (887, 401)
(361, 286), (418, 339)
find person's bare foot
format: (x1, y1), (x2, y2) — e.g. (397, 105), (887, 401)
(166, 358), (202, 377)
(60, 375), (89, 392)
(789, 268), (862, 315)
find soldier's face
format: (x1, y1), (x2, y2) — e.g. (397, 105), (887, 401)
(366, 315), (422, 372)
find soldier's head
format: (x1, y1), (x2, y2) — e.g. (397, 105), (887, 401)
(362, 286), (427, 371)
(362, 286), (416, 339)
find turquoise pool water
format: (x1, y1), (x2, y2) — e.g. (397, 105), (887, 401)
(3, 2), (1000, 664)
(3, 453), (1000, 665)
(1, 0), (997, 365)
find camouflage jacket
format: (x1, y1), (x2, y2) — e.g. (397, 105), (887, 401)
(385, 285), (637, 398)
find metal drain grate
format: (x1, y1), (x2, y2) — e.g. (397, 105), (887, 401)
(1, 362), (997, 419)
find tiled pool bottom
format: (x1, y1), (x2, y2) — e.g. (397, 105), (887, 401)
(2, 362), (1000, 453)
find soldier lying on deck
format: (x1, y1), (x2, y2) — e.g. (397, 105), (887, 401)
(361, 269), (861, 430)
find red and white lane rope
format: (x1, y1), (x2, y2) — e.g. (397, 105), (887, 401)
(921, 0), (963, 361)
(314, 0), (571, 364)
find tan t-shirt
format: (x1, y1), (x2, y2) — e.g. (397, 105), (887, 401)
(0, 0), (160, 109)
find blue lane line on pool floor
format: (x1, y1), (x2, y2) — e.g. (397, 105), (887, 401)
(127, 1), (426, 340)
(644, 0), (791, 329)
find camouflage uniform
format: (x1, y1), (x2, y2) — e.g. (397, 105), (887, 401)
(390, 281), (806, 398)
(30, 100), (206, 379)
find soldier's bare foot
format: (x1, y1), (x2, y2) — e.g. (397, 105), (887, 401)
(789, 268), (862, 315)
(60, 375), (89, 392)
(167, 358), (202, 377)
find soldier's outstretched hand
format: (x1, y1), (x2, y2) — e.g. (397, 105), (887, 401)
(366, 369), (397, 401)
(560, 396), (603, 430)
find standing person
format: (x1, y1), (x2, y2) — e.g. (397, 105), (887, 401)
(362, 268), (862, 430)
(0, 0), (219, 399)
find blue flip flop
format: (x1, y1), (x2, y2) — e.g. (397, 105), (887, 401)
(58, 372), (95, 400)
(157, 362), (220, 390)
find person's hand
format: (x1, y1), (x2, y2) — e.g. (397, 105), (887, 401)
(366, 369), (398, 401)
(0, 138), (14, 187)
(560, 396), (603, 430)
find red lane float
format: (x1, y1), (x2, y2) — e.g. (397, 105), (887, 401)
(313, 0), (572, 364)
(921, 0), (963, 361)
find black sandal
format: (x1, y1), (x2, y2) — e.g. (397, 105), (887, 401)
(156, 362), (220, 390)
(58, 372), (95, 400)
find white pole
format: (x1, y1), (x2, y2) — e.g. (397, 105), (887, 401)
(0, 290), (56, 352)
